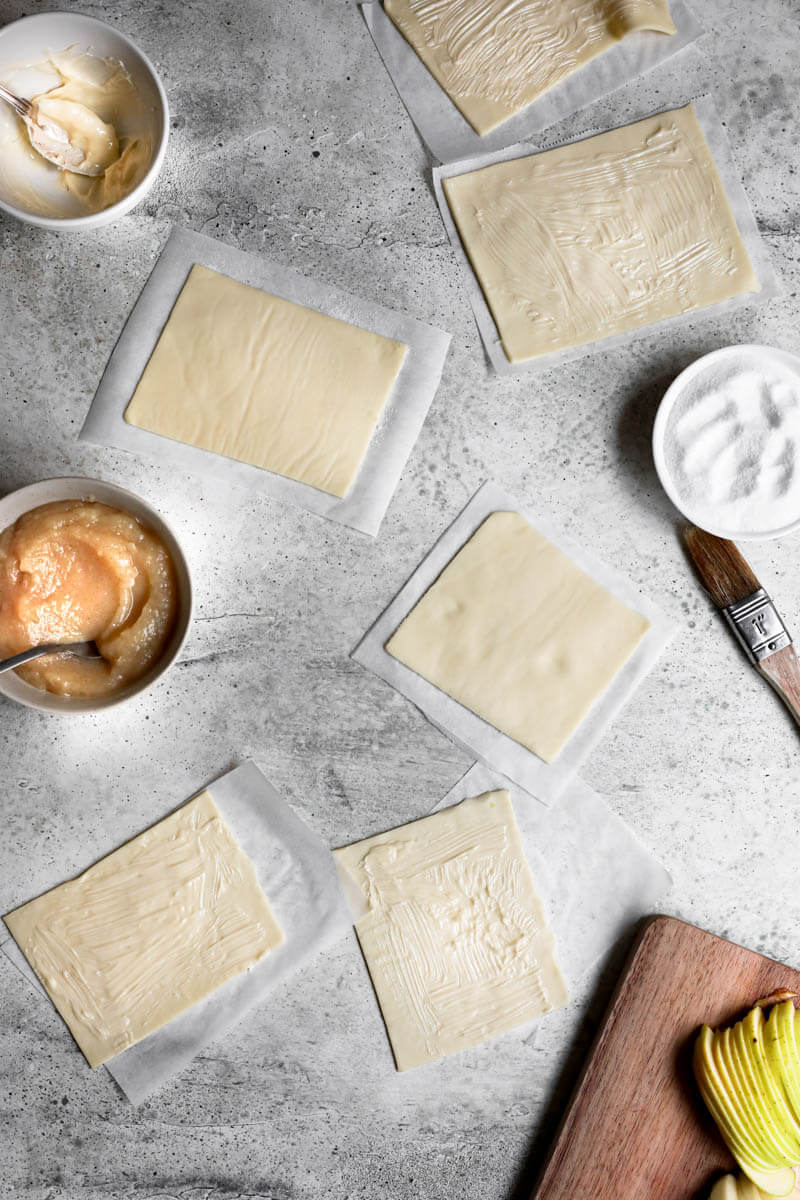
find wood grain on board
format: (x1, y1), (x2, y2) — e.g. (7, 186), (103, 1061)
(531, 915), (800, 1200)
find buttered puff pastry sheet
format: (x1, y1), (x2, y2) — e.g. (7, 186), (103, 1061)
(442, 103), (760, 363)
(385, 510), (650, 763)
(334, 789), (568, 1069)
(383, 0), (676, 135)
(124, 264), (409, 498)
(4, 791), (283, 1068)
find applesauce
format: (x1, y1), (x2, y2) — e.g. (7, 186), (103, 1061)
(0, 499), (178, 697)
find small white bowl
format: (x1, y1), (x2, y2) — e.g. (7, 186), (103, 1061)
(0, 12), (168, 229)
(653, 344), (800, 541)
(0, 477), (192, 713)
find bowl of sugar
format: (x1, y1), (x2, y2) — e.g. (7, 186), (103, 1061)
(653, 345), (800, 540)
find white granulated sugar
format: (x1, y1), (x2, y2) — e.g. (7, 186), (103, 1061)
(664, 349), (800, 537)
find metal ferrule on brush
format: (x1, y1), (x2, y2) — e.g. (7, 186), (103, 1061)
(722, 588), (793, 664)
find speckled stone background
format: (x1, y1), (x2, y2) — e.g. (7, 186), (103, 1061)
(0, 0), (799, 1197)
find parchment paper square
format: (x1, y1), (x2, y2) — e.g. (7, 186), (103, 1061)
(363, 0), (703, 163)
(352, 481), (675, 804)
(432, 95), (780, 376)
(2, 760), (351, 1105)
(80, 226), (451, 536)
(335, 761), (671, 1057)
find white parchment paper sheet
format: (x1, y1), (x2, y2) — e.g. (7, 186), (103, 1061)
(363, 0), (703, 163)
(335, 762), (671, 1052)
(1, 760), (351, 1105)
(80, 226), (451, 537)
(432, 95), (781, 376)
(352, 480), (675, 804)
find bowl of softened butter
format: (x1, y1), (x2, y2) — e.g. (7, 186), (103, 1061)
(653, 345), (800, 541)
(0, 477), (192, 713)
(0, 12), (168, 229)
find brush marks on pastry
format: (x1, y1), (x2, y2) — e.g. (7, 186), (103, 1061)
(443, 106), (760, 361)
(336, 792), (568, 1069)
(5, 792), (283, 1067)
(384, 0), (676, 134)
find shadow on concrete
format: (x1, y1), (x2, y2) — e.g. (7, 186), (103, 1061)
(611, 338), (730, 513)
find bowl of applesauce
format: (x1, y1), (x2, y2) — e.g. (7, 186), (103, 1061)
(0, 477), (192, 712)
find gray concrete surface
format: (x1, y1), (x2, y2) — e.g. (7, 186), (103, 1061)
(1, 0), (799, 1196)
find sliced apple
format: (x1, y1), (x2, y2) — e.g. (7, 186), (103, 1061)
(745, 1006), (800, 1157)
(707, 1170), (800, 1200)
(695, 1000), (800, 1198)
(717, 1026), (782, 1167)
(738, 1008), (800, 1160)
(710, 1029), (796, 1192)
(764, 1005), (795, 1117)
(769, 1002), (800, 1125)
(696, 1027), (776, 1170)
(751, 1169), (800, 1200)
(739, 1163), (797, 1196)
(728, 1020), (790, 1163)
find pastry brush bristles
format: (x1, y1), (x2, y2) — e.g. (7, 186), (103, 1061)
(684, 525), (761, 609)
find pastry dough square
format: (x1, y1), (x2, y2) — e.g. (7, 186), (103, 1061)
(385, 0), (676, 135)
(124, 264), (409, 498)
(385, 510), (650, 762)
(335, 790), (568, 1070)
(442, 104), (760, 362)
(4, 791), (284, 1068)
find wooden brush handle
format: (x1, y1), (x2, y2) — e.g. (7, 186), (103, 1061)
(758, 644), (800, 726)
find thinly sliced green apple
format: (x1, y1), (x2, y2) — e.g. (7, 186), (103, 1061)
(711, 1026), (777, 1165)
(696, 1027), (775, 1170)
(707, 1170), (800, 1200)
(729, 1019), (792, 1162)
(725, 1023), (794, 1167)
(696, 1027), (766, 1163)
(716, 1026), (781, 1167)
(765, 1169), (800, 1200)
(763, 1005), (797, 1119)
(739, 1008), (800, 1160)
(779, 1003), (800, 1118)
(747, 1006), (800, 1156)
(738, 1163), (797, 1197)
(716, 1029), (796, 1193)
(770, 1002), (800, 1124)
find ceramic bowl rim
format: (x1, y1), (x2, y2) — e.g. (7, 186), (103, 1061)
(0, 11), (169, 230)
(652, 343), (800, 542)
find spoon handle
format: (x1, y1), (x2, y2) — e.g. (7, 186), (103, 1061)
(0, 83), (32, 119)
(0, 645), (62, 673)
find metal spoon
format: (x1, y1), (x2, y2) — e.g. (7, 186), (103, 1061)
(0, 82), (107, 176)
(0, 641), (102, 674)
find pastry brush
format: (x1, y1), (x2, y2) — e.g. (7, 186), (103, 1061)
(684, 525), (800, 726)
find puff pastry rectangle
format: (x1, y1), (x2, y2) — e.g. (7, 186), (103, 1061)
(385, 0), (676, 135)
(385, 510), (650, 762)
(4, 791), (283, 1068)
(335, 790), (568, 1069)
(124, 265), (408, 498)
(443, 104), (759, 362)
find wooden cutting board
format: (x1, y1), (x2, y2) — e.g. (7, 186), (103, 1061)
(531, 915), (800, 1200)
